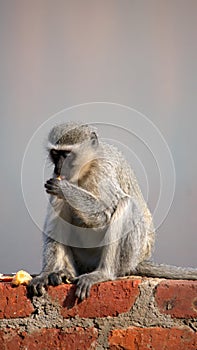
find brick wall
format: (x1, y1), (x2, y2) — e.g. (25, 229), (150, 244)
(0, 277), (197, 349)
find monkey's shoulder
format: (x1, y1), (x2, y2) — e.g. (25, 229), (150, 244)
(100, 143), (138, 192)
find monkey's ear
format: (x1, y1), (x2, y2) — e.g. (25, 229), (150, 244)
(90, 132), (98, 148)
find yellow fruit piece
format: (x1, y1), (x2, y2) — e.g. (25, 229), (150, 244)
(57, 176), (65, 180)
(12, 270), (32, 286)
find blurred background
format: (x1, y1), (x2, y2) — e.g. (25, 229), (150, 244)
(0, 0), (197, 274)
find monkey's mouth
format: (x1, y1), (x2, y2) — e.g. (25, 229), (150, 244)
(56, 175), (65, 181)
(54, 168), (69, 180)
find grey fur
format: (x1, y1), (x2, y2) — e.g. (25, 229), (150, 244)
(28, 122), (197, 300)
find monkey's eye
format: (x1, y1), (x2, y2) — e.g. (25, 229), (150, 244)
(50, 149), (71, 161)
(62, 150), (71, 158)
(50, 149), (59, 160)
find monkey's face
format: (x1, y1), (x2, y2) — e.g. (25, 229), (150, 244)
(50, 148), (75, 180)
(49, 137), (98, 182)
(48, 124), (99, 182)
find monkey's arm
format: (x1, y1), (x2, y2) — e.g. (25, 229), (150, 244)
(45, 178), (124, 227)
(28, 235), (77, 296)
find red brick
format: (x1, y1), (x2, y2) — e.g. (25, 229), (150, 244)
(48, 278), (141, 318)
(108, 327), (197, 350)
(0, 327), (98, 350)
(0, 329), (21, 350)
(155, 280), (197, 318)
(0, 283), (34, 319)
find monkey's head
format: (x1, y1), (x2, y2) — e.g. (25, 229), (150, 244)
(48, 122), (99, 182)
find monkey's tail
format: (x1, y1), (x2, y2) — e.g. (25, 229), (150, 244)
(136, 260), (197, 280)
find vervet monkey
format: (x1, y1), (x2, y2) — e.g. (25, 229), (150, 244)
(28, 122), (197, 300)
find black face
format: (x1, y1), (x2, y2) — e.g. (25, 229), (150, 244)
(50, 149), (75, 178)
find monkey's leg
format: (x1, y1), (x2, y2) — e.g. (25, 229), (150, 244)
(28, 236), (77, 297)
(75, 197), (144, 300)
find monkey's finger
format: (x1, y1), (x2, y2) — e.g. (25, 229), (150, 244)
(45, 179), (59, 186)
(44, 182), (59, 190)
(27, 282), (44, 297)
(44, 184), (58, 192)
(75, 283), (82, 299)
(36, 283), (45, 296)
(48, 272), (62, 286)
(84, 282), (91, 299)
(75, 278), (91, 300)
(27, 283), (39, 297)
(80, 283), (90, 300)
(27, 276), (48, 297)
(44, 185), (55, 191)
(45, 189), (54, 195)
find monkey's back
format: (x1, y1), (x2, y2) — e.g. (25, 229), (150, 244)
(100, 142), (155, 261)
(100, 142), (147, 200)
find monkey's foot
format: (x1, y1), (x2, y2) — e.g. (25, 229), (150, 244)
(48, 269), (75, 286)
(75, 274), (94, 300)
(75, 271), (109, 300)
(27, 275), (48, 297)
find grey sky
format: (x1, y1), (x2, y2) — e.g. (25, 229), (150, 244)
(0, 0), (197, 273)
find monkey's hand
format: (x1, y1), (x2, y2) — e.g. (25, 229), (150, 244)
(28, 269), (76, 297)
(27, 274), (49, 297)
(74, 270), (111, 300)
(45, 178), (65, 199)
(48, 269), (75, 286)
